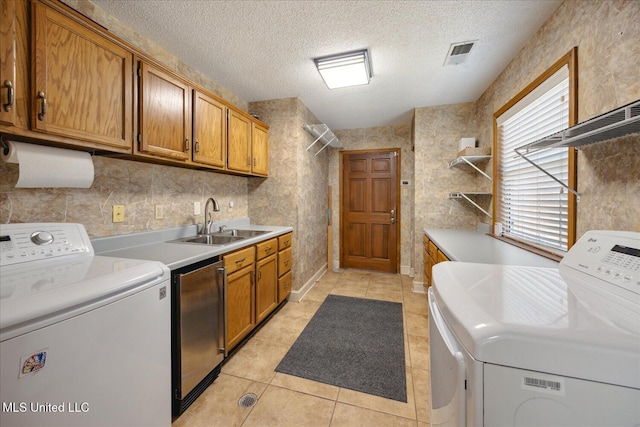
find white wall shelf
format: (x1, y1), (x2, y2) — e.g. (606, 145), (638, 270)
(448, 154), (492, 218)
(303, 124), (344, 156)
(513, 99), (640, 199)
(448, 192), (492, 218)
(448, 155), (492, 180)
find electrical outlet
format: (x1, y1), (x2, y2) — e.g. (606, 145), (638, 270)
(228, 201), (234, 212)
(155, 204), (163, 220)
(112, 205), (125, 223)
(194, 202), (201, 215)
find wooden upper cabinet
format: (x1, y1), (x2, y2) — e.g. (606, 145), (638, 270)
(31, 1), (132, 150)
(138, 61), (191, 161)
(227, 108), (252, 173)
(0, 0), (18, 126)
(252, 122), (269, 176)
(192, 90), (226, 168)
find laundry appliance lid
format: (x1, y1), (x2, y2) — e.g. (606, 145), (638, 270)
(432, 261), (640, 390)
(1, 255), (169, 342)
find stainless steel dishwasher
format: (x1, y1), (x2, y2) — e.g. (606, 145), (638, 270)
(171, 257), (226, 416)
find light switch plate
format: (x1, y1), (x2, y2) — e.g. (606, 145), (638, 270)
(194, 202), (201, 215)
(112, 205), (125, 223)
(155, 204), (163, 220)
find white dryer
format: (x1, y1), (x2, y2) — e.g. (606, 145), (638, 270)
(429, 230), (640, 426)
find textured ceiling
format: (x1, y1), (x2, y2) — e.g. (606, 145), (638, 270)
(90, 0), (562, 130)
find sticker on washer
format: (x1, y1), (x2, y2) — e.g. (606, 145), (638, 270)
(522, 374), (565, 395)
(20, 349), (48, 377)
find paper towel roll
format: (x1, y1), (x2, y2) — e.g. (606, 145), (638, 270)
(1, 141), (94, 188)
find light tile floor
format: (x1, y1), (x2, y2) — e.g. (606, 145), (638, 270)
(172, 269), (431, 427)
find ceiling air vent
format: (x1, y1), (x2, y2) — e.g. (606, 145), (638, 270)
(444, 40), (477, 66)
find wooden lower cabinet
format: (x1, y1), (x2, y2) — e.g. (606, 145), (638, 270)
(224, 246), (255, 351)
(278, 271), (292, 303)
(255, 253), (278, 324)
(277, 232), (293, 301)
(424, 235), (449, 288)
(223, 234), (292, 352)
(225, 264), (255, 351)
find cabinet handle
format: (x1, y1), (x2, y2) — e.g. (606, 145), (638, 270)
(37, 91), (47, 121)
(3, 80), (13, 112)
(284, 239), (290, 245)
(195, 140), (200, 153)
(253, 158), (256, 167)
(247, 156), (251, 167)
(264, 246), (272, 252)
(284, 259), (290, 266)
(257, 269), (262, 280)
(184, 138), (190, 152)
(235, 257), (246, 266)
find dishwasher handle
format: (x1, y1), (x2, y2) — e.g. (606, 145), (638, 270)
(217, 266), (228, 357)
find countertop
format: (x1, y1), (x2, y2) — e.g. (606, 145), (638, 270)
(93, 218), (293, 270)
(424, 228), (559, 268)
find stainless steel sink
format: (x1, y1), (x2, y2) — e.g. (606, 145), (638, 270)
(168, 234), (246, 245)
(215, 229), (270, 238)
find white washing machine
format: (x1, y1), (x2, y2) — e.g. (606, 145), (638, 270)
(428, 230), (640, 427)
(0, 223), (172, 426)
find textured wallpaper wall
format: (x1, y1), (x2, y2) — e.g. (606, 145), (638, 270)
(249, 98), (330, 292)
(410, 0), (640, 283)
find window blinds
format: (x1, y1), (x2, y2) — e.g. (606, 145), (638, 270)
(497, 67), (569, 252)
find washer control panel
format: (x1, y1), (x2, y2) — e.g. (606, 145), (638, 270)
(0, 223), (93, 267)
(561, 230), (640, 295)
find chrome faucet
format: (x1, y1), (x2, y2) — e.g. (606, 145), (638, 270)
(204, 198), (220, 234)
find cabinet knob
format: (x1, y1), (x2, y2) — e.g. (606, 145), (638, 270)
(37, 91), (47, 121)
(194, 140), (200, 153)
(3, 80), (13, 112)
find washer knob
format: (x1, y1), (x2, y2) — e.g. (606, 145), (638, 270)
(31, 231), (54, 245)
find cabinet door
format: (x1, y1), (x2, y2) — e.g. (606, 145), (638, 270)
(437, 249), (449, 263)
(278, 246), (292, 277)
(252, 122), (269, 176)
(138, 61), (191, 161)
(193, 90), (226, 168)
(278, 271), (291, 303)
(0, 0), (17, 126)
(255, 253), (278, 324)
(32, 2), (132, 150)
(426, 254), (435, 287)
(226, 265), (255, 351)
(227, 108), (251, 173)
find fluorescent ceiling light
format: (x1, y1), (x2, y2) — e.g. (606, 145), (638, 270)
(314, 49), (371, 89)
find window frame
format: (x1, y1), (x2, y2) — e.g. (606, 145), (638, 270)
(492, 48), (578, 257)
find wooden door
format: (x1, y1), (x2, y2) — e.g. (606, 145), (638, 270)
(138, 61), (191, 161)
(255, 253), (278, 323)
(0, 0), (17, 126)
(341, 150), (399, 273)
(226, 265), (255, 351)
(193, 90), (226, 168)
(32, 2), (132, 150)
(252, 122), (269, 176)
(227, 108), (252, 173)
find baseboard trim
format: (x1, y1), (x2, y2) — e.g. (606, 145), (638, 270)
(401, 265), (414, 276)
(412, 280), (427, 294)
(289, 263), (328, 303)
